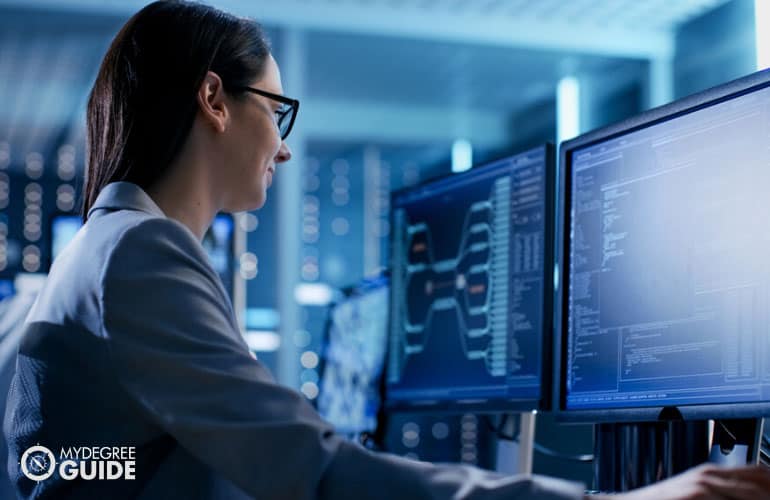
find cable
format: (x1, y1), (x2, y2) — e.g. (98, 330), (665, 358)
(717, 420), (738, 443)
(483, 413), (519, 441)
(482, 415), (594, 463)
(533, 443), (594, 463)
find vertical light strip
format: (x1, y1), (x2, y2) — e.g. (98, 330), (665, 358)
(233, 213), (247, 331)
(276, 28), (305, 389)
(757, 0), (770, 70)
(555, 76), (580, 298)
(451, 139), (473, 173)
(363, 146), (381, 276)
(649, 57), (674, 108)
(557, 76), (580, 146)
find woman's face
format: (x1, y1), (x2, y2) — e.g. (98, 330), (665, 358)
(221, 55), (292, 212)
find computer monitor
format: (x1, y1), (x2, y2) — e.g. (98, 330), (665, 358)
(317, 277), (389, 439)
(49, 213), (236, 298)
(386, 144), (555, 412)
(0, 280), (13, 302)
(50, 215), (82, 262)
(201, 214), (236, 300)
(557, 69), (770, 422)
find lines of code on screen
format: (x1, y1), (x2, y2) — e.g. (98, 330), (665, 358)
(566, 85), (770, 410)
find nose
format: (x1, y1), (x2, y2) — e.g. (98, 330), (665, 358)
(275, 141), (292, 164)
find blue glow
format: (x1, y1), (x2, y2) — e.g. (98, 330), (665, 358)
(244, 307), (280, 330)
(244, 330), (281, 352)
(757, 0), (770, 70)
(0, 279), (14, 301)
(51, 215), (83, 261)
(451, 139), (473, 173)
(557, 76), (580, 145)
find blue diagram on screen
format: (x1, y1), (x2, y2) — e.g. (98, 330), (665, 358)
(318, 279), (389, 435)
(388, 147), (547, 405)
(565, 83), (770, 411)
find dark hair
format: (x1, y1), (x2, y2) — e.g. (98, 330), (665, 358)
(83, 0), (271, 220)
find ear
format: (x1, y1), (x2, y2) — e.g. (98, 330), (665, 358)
(196, 71), (229, 134)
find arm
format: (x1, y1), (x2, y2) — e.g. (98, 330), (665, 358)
(595, 464), (770, 500)
(101, 218), (585, 500)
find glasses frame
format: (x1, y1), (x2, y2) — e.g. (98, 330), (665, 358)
(238, 86), (299, 141)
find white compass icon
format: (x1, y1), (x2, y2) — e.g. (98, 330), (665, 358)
(20, 445), (56, 482)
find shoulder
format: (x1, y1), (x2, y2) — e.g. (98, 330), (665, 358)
(98, 214), (237, 339)
(99, 214), (222, 301)
(105, 215), (208, 270)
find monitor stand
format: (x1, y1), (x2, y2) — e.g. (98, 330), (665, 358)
(495, 411), (536, 475)
(593, 413), (763, 493)
(709, 418), (764, 466)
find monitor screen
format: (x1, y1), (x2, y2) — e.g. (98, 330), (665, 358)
(50, 213), (236, 298)
(50, 215), (82, 262)
(559, 69), (770, 420)
(201, 214), (235, 299)
(386, 145), (554, 411)
(0, 279), (13, 302)
(317, 278), (389, 436)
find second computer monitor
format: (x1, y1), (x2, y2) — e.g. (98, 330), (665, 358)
(386, 144), (554, 412)
(558, 69), (770, 422)
(317, 277), (389, 438)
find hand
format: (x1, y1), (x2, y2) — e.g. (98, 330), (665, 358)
(589, 463), (770, 500)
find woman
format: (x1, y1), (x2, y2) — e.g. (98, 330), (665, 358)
(3, 1), (769, 499)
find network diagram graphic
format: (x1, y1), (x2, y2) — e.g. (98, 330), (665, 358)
(389, 176), (513, 381)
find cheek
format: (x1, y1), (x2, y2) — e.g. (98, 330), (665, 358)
(229, 113), (281, 173)
(265, 130), (282, 159)
(252, 123), (281, 163)
(257, 114), (282, 155)
(236, 133), (267, 170)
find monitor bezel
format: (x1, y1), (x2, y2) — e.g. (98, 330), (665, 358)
(384, 143), (555, 414)
(555, 68), (770, 423)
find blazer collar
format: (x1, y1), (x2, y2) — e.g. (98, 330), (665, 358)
(87, 182), (166, 219)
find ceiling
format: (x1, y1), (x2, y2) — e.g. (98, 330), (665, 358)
(290, 0), (728, 31)
(304, 30), (645, 110)
(0, 0), (737, 171)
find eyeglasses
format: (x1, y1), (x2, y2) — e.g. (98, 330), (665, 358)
(238, 86), (299, 141)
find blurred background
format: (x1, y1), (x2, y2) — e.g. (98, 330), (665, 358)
(0, 0), (766, 492)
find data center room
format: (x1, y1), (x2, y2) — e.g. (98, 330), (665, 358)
(0, 0), (768, 497)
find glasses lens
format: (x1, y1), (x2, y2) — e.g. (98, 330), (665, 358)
(277, 103), (295, 140)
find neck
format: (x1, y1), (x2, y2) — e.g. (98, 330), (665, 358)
(146, 148), (220, 241)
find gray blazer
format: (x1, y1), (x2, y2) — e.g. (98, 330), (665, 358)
(3, 182), (583, 499)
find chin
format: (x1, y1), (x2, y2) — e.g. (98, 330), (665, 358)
(224, 188), (267, 213)
(243, 193), (267, 212)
